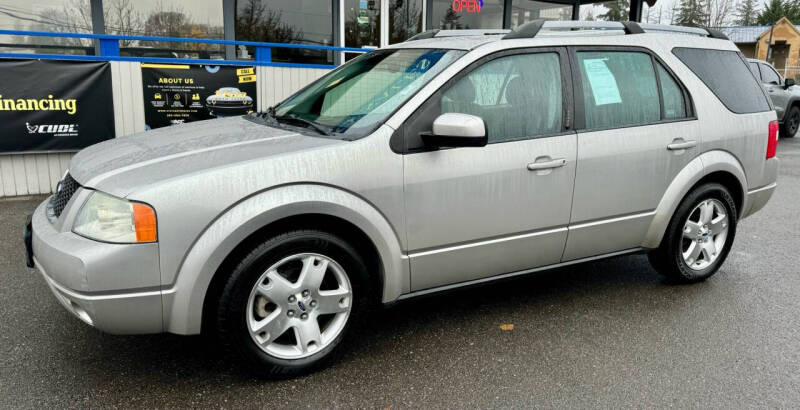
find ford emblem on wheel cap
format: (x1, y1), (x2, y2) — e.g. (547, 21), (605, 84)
(297, 301), (307, 312)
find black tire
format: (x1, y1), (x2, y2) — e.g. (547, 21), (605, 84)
(648, 183), (738, 283)
(781, 105), (800, 138)
(215, 229), (371, 378)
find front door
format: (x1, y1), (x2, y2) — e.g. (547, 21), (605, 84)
(563, 47), (698, 261)
(759, 62), (790, 121)
(402, 48), (577, 291)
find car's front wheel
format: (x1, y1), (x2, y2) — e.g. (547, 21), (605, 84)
(215, 230), (369, 377)
(781, 105), (800, 138)
(648, 183), (737, 283)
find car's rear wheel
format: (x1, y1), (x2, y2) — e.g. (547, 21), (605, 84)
(648, 183), (737, 283)
(781, 106), (800, 138)
(215, 230), (369, 377)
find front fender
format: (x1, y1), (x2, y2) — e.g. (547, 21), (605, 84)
(162, 183), (409, 335)
(641, 150), (747, 248)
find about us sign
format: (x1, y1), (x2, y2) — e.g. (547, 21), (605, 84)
(141, 63), (257, 130)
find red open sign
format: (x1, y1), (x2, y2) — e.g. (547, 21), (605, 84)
(452, 0), (482, 13)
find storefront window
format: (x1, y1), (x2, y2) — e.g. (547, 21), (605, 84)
(344, 0), (379, 61)
(431, 0), (504, 30)
(0, 0), (93, 55)
(510, 0), (573, 27)
(104, 0), (225, 59)
(389, 0), (423, 44)
(345, 0), (380, 48)
(236, 0), (334, 65)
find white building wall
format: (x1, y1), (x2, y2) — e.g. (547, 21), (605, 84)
(0, 63), (330, 197)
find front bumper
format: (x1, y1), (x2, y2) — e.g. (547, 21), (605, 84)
(29, 199), (163, 334)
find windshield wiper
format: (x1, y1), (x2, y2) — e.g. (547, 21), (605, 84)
(274, 113), (332, 136)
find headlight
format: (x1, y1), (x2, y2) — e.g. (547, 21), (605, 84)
(73, 192), (157, 243)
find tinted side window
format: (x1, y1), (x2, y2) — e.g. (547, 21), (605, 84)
(761, 64), (781, 84)
(657, 63), (687, 119)
(749, 62), (762, 80)
(441, 53), (563, 143)
(577, 51), (660, 129)
(673, 48), (770, 114)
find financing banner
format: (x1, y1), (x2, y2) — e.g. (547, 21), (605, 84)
(0, 59), (115, 153)
(141, 64), (257, 130)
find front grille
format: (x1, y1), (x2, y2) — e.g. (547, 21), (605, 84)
(48, 173), (80, 218)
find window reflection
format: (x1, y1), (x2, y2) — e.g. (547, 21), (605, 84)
(103, 0), (224, 59)
(510, 0), (573, 27)
(235, 0), (334, 65)
(345, 0), (380, 48)
(389, 0), (423, 44)
(0, 0), (93, 55)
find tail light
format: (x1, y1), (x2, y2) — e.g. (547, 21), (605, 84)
(767, 120), (779, 159)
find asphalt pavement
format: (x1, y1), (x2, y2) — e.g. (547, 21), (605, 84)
(1, 138), (799, 409)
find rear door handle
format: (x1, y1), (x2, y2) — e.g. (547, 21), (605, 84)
(527, 158), (567, 171)
(667, 140), (697, 150)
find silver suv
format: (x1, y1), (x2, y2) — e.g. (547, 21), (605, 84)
(748, 58), (800, 138)
(24, 21), (779, 376)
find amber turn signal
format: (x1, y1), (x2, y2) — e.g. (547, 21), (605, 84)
(132, 203), (157, 242)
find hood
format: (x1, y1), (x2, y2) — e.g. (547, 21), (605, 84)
(70, 116), (344, 197)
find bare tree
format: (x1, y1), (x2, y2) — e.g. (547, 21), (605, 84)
(707, 0), (734, 27)
(102, 0), (144, 46)
(236, 0), (301, 43)
(23, 0), (93, 50)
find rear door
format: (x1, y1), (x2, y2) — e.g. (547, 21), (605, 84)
(563, 47), (698, 261)
(402, 48), (577, 291)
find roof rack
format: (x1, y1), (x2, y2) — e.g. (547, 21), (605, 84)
(502, 20), (729, 40)
(408, 28), (511, 41)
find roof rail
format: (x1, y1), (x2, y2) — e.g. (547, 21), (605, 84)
(502, 20), (730, 40)
(408, 28), (510, 41)
(408, 29), (440, 41)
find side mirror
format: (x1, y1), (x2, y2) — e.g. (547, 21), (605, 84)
(420, 113), (488, 148)
(785, 78), (795, 89)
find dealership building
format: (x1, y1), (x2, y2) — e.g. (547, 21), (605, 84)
(0, 0), (654, 197)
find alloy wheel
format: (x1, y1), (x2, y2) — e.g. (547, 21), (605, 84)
(680, 198), (729, 271)
(246, 253), (352, 359)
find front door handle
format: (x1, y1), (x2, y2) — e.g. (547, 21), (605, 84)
(667, 140), (697, 150)
(527, 158), (567, 171)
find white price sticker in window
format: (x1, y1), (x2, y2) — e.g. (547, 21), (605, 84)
(583, 58), (622, 106)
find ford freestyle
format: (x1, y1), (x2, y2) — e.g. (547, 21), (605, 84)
(24, 21), (779, 377)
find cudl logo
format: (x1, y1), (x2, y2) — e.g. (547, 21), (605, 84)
(26, 122), (79, 135)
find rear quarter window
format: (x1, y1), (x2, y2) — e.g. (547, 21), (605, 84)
(673, 48), (770, 114)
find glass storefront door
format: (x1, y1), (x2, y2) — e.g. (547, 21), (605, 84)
(344, 0), (423, 57)
(345, 0), (381, 51)
(389, 0), (424, 44)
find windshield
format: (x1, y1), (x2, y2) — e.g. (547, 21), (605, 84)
(272, 48), (465, 139)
